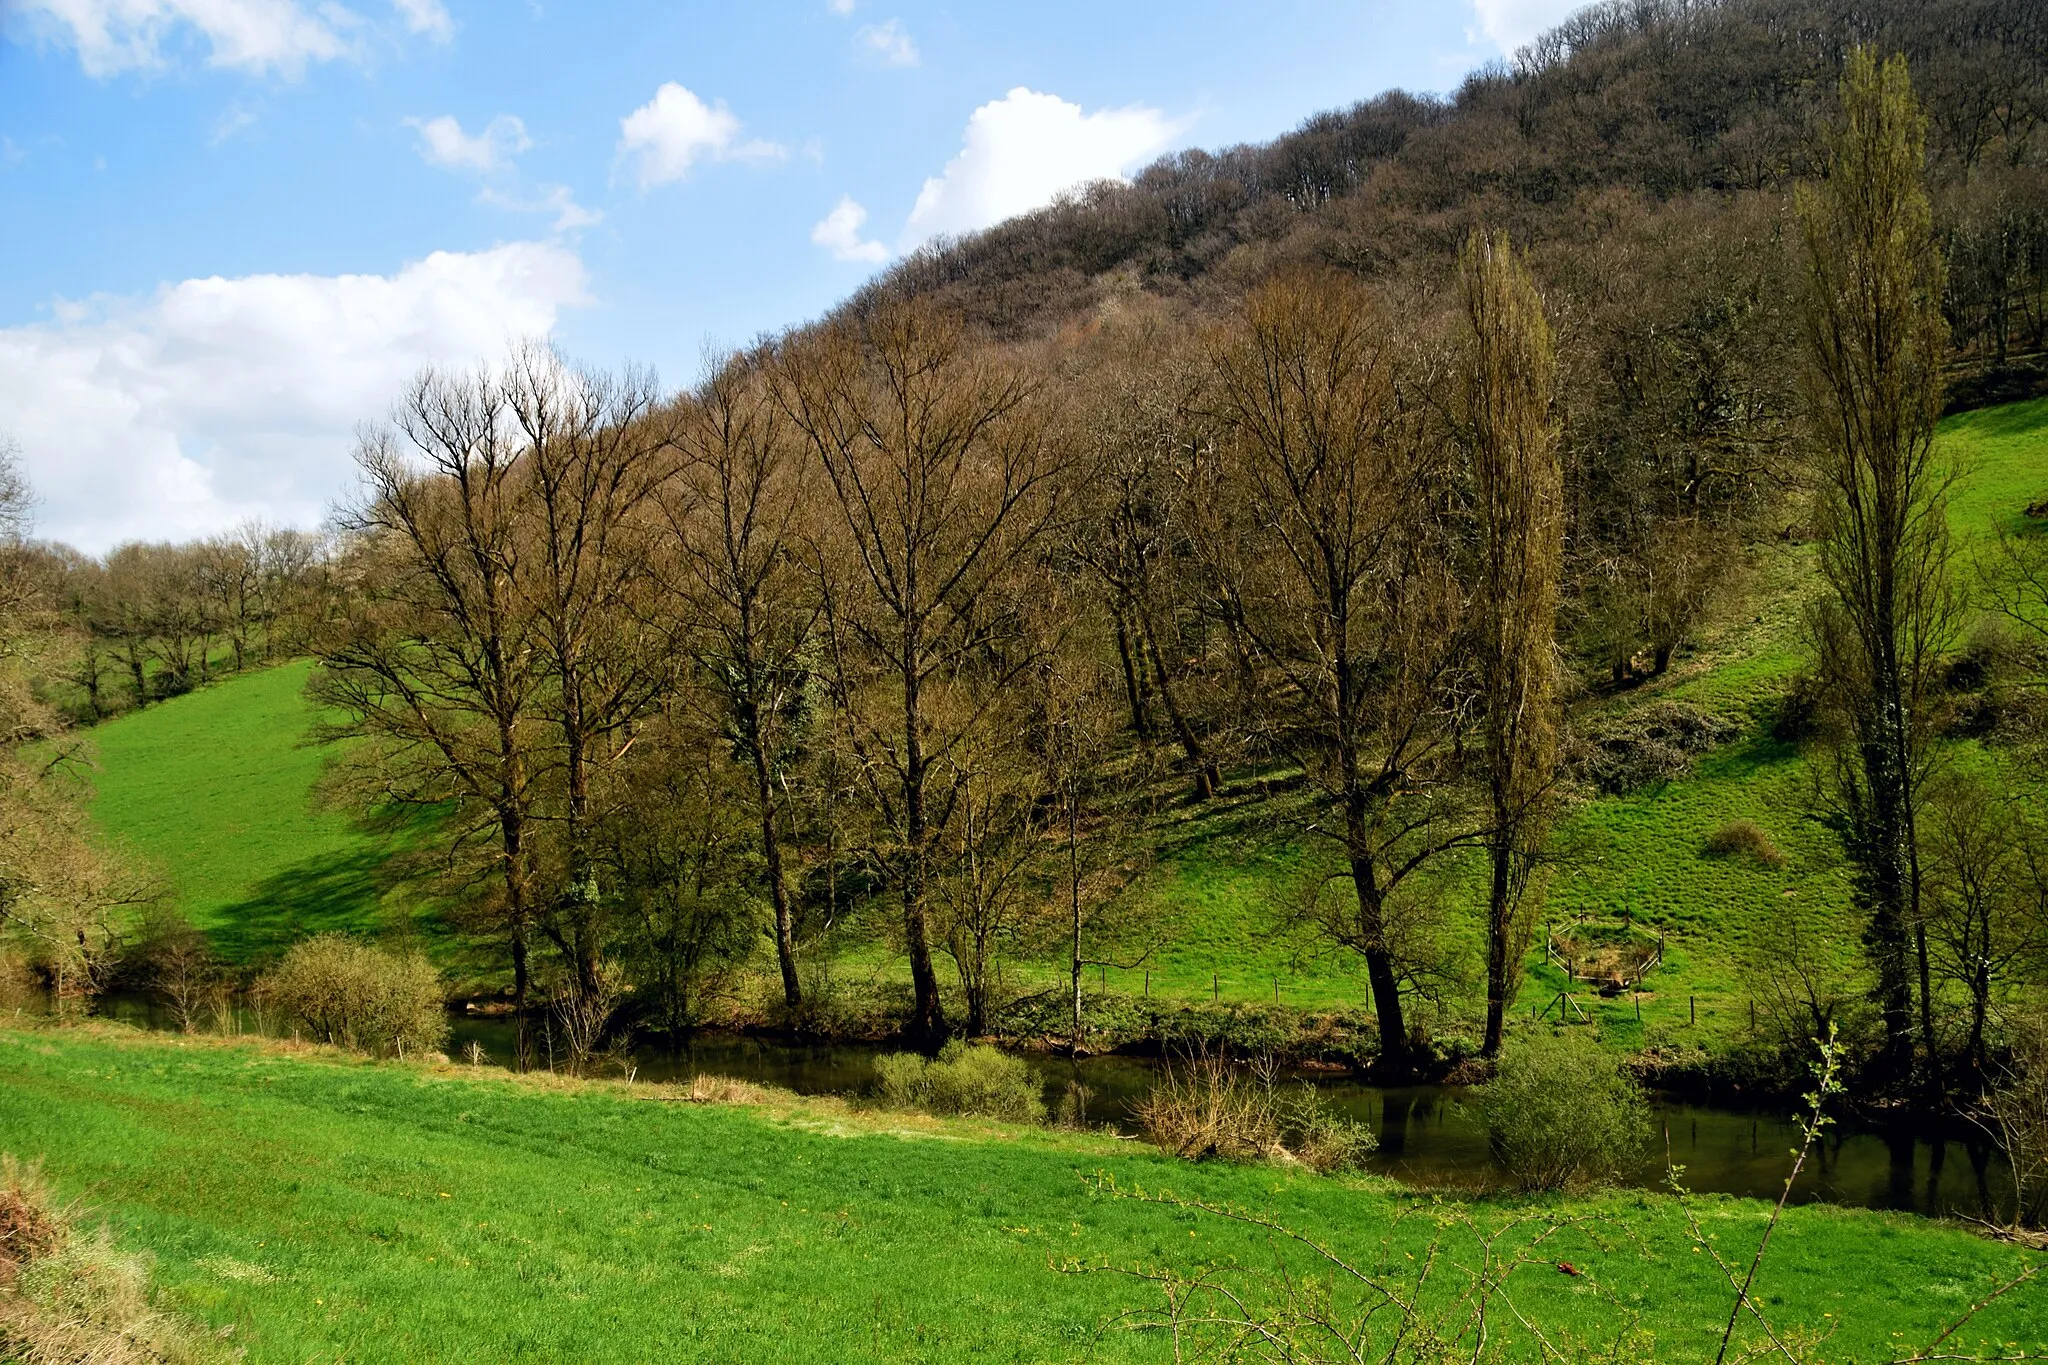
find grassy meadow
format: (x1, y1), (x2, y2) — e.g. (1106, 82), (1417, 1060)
(76, 398), (2048, 1056)
(2, 1022), (2043, 1363)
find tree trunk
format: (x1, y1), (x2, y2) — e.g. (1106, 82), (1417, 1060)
(901, 646), (946, 1047)
(752, 750), (803, 1014)
(1349, 855), (1409, 1074)
(1112, 604), (1151, 741)
(1139, 616), (1216, 799)
(1483, 847), (1514, 1057)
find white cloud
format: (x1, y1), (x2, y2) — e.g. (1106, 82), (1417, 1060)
(901, 88), (1181, 248)
(825, 0), (853, 13)
(811, 196), (888, 265)
(1468, 0), (1586, 55)
(616, 82), (784, 190)
(389, 0), (451, 42)
(856, 18), (916, 66)
(9, 0), (354, 77)
(406, 113), (531, 174)
(0, 243), (589, 551)
(480, 183), (603, 233)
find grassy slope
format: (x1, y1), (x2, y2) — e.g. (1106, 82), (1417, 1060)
(83, 660), (454, 967)
(77, 401), (2048, 1041)
(1, 1024), (2041, 1364)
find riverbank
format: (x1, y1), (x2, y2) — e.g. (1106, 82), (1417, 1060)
(2, 1020), (2041, 1362)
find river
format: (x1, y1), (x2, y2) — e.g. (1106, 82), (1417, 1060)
(83, 993), (2018, 1221)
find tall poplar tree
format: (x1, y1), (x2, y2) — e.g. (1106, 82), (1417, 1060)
(1461, 231), (1564, 1059)
(1799, 50), (1959, 1084)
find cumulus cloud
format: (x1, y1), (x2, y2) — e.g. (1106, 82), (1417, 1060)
(811, 196), (889, 264)
(825, 0), (854, 13)
(480, 183), (603, 233)
(8, 0), (458, 77)
(1468, 0), (1587, 55)
(8, 0), (354, 77)
(616, 82), (784, 190)
(0, 242), (589, 551)
(901, 88), (1181, 248)
(389, 0), (451, 42)
(856, 18), (916, 66)
(406, 113), (532, 174)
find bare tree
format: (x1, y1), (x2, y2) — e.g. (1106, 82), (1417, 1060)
(1209, 269), (1470, 1074)
(505, 342), (671, 1002)
(313, 364), (549, 1021)
(665, 355), (819, 1013)
(775, 299), (1063, 1045)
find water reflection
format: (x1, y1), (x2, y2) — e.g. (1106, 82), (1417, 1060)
(82, 993), (2016, 1221)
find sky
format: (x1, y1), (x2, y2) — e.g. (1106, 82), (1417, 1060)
(0, 0), (1586, 552)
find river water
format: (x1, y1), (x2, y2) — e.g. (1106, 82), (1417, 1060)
(85, 994), (2018, 1221)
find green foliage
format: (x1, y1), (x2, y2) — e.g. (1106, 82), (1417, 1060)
(1474, 1030), (1651, 1191)
(256, 935), (448, 1058)
(873, 1040), (1046, 1122)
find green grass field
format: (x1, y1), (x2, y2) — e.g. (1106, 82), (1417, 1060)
(75, 400), (2048, 1050)
(1, 1024), (2041, 1363)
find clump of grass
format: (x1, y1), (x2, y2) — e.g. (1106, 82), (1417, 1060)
(1137, 1050), (1376, 1173)
(686, 1074), (768, 1106)
(1702, 819), (1786, 867)
(874, 1041), (1045, 1122)
(257, 934), (449, 1058)
(0, 1155), (219, 1364)
(1472, 1031), (1650, 1191)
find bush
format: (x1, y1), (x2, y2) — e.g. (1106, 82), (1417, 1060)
(1138, 1050), (1377, 1172)
(1701, 819), (1785, 867)
(258, 935), (448, 1058)
(1472, 1032), (1649, 1191)
(873, 1041), (1045, 1122)
(1569, 702), (1743, 794)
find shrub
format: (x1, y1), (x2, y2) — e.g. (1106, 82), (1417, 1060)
(1284, 1088), (1379, 1174)
(0, 1156), (217, 1363)
(1472, 1031), (1649, 1191)
(1569, 702), (1743, 795)
(258, 935), (448, 1058)
(874, 1041), (1046, 1122)
(1138, 1049), (1376, 1172)
(1701, 819), (1785, 867)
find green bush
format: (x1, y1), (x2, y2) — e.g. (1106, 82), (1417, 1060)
(1472, 1031), (1649, 1191)
(873, 1041), (1045, 1122)
(258, 935), (448, 1059)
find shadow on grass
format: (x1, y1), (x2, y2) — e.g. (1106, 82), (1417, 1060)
(1944, 393), (2048, 442)
(207, 847), (397, 963)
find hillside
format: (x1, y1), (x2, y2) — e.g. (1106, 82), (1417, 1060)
(1, 1023), (2039, 1362)
(79, 397), (2048, 1061)
(852, 1), (2045, 390)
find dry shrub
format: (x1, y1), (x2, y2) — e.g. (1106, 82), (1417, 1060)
(874, 1041), (1045, 1122)
(257, 935), (448, 1058)
(686, 1074), (767, 1105)
(0, 1156), (219, 1364)
(1137, 1050), (1376, 1173)
(1702, 819), (1786, 867)
(1983, 1012), (2048, 1230)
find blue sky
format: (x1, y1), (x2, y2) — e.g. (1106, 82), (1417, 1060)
(0, 0), (1579, 550)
